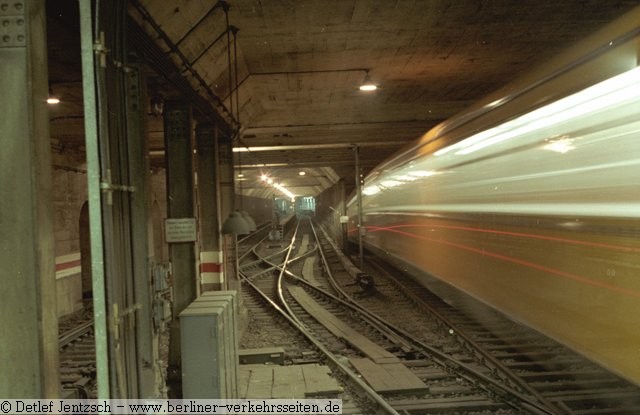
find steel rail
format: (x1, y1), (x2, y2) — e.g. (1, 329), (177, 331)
(310, 220), (357, 300)
(241, 219), (550, 413)
(59, 320), (95, 349)
(239, 233), (399, 414)
(250, 219), (548, 412)
(275, 260), (553, 414)
(366, 257), (571, 415)
(304, 221), (557, 415)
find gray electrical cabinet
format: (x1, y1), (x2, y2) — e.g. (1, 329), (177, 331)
(192, 291), (239, 397)
(180, 291), (238, 398)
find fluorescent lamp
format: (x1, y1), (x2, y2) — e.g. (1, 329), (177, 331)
(359, 70), (377, 91)
(359, 84), (377, 91)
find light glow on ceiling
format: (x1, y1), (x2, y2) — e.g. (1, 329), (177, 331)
(261, 174), (296, 199)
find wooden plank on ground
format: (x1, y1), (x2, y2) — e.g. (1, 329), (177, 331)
(287, 285), (399, 363)
(301, 364), (343, 396)
(272, 365), (305, 398)
(349, 357), (428, 393)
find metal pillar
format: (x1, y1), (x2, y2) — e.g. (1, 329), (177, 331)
(0, 0), (59, 397)
(218, 129), (235, 287)
(164, 100), (197, 396)
(164, 100), (197, 313)
(79, 0), (110, 398)
(82, 0), (147, 398)
(196, 123), (223, 291)
(126, 60), (161, 398)
(213, 125), (225, 286)
(354, 146), (364, 269)
(218, 130), (235, 231)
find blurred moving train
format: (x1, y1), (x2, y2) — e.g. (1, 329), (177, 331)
(347, 6), (640, 385)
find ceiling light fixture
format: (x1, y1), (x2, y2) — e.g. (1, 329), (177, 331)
(359, 69), (377, 91)
(298, 171), (306, 176)
(221, 211), (250, 235)
(47, 86), (60, 104)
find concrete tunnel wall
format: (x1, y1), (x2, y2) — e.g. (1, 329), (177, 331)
(50, 152), (273, 317)
(315, 179), (347, 251)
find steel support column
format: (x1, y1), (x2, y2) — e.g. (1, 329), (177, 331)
(218, 130), (235, 229)
(164, 100), (197, 312)
(218, 130), (236, 287)
(79, 0), (110, 398)
(164, 100), (197, 396)
(126, 61), (161, 398)
(354, 146), (364, 269)
(0, 0), (59, 397)
(196, 123), (224, 291)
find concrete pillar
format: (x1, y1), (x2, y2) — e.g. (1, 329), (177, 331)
(0, 0), (59, 397)
(196, 123), (224, 291)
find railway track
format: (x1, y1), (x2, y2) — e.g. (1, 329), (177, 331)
(328, 227), (640, 413)
(359, 256), (640, 414)
(239, 219), (534, 413)
(58, 312), (96, 398)
(55, 217), (640, 412)
(238, 232), (381, 414)
(287, 220), (553, 414)
(239, 217), (640, 414)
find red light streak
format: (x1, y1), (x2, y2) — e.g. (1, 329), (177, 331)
(367, 223), (640, 253)
(367, 225), (640, 300)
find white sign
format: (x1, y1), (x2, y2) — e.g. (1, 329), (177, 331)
(339, 215), (349, 224)
(165, 218), (197, 243)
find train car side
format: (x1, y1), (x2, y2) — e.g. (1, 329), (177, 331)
(347, 6), (640, 385)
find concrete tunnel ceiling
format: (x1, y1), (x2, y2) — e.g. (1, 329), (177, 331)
(49, 1), (640, 199)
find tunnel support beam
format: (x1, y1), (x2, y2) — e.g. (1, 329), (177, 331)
(164, 100), (197, 395)
(126, 61), (161, 398)
(218, 130), (236, 286)
(218, 130), (235, 236)
(79, 0), (111, 397)
(354, 146), (364, 269)
(0, 0), (59, 397)
(164, 100), (197, 315)
(196, 122), (224, 291)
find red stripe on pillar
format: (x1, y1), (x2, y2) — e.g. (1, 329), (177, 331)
(200, 263), (222, 273)
(55, 259), (82, 271)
